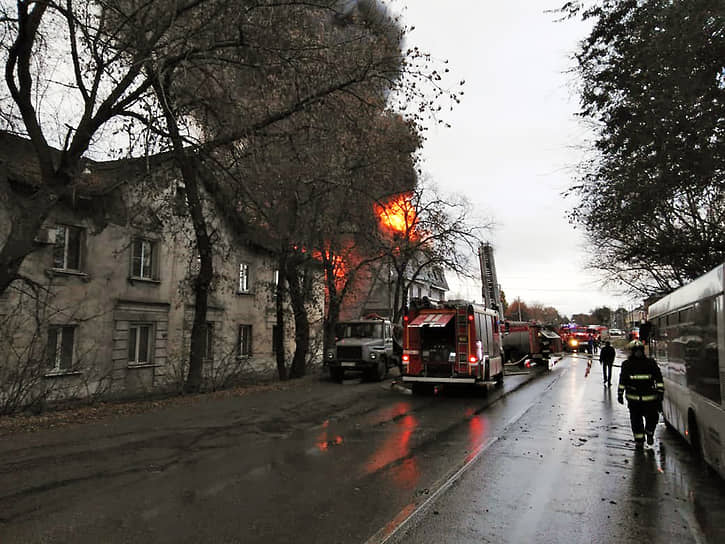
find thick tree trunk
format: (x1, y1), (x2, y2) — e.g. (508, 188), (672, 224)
(152, 79), (213, 394)
(275, 252), (288, 381)
(286, 259), (309, 379)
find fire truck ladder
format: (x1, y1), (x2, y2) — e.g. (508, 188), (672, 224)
(479, 242), (503, 321)
(456, 307), (469, 372)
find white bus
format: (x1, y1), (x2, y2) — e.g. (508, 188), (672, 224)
(649, 263), (724, 479)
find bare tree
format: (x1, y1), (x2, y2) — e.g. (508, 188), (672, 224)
(372, 183), (489, 323)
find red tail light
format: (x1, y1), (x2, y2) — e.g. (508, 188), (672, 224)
(402, 354), (410, 362)
(469, 355), (477, 363)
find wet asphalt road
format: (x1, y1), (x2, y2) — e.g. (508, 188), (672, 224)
(394, 352), (725, 544)
(0, 364), (545, 543)
(1, 353), (724, 543)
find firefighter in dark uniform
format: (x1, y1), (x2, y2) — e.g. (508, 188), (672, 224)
(618, 340), (665, 449)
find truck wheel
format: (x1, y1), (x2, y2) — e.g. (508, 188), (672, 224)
(374, 359), (388, 381)
(330, 367), (344, 383)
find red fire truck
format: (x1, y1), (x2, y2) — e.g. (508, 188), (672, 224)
(401, 300), (504, 394)
(559, 324), (595, 353)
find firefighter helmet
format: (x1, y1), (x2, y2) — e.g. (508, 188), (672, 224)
(628, 339), (645, 353)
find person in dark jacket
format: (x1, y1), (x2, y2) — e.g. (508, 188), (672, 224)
(618, 340), (665, 449)
(599, 340), (616, 386)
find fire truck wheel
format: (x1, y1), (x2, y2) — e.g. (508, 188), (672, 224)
(411, 383), (434, 396)
(330, 367), (344, 383)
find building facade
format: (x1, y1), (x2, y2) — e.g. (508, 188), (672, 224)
(0, 135), (320, 411)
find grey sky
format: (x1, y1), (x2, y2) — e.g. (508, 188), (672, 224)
(389, 1), (633, 318)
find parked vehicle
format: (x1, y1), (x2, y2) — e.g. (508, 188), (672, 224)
(402, 299), (503, 394)
(609, 328), (625, 337)
(649, 262), (724, 479)
(502, 320), (561, 363)
(326, 317), (400, 382)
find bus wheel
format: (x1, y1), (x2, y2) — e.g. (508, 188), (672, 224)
(688, 410), (702, 458)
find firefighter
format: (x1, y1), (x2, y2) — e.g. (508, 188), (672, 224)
(617, 340), (665, 450)
(599, 340), (615, 386)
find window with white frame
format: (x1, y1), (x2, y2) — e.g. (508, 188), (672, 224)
(131, 238), (157, 279)
(52, 225), (83, 271)
(128, 323), (153, 364)
(238, 263), (250, 293)
(238, 324), (252, 357)
(47, 325), (76, 371)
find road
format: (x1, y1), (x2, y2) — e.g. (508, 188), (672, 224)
(1, 353), (724, 543)
(393, 352), (725, 544)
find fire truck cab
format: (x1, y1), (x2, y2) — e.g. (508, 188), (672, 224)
(402, 299), (504, 394)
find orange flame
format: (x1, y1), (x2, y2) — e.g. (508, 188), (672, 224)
(375, 194), (417, 237)
(313, 248), (348, 289)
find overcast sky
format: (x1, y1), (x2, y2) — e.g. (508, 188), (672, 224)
(387, 0), (635, 318)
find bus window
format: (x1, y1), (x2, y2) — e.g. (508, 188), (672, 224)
(687, 297), (721, 404)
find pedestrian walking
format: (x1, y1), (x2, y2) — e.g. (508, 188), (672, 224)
(617, 340), (665, 450)
(587, 334), (595, 356)
(599, 340), (615, 386)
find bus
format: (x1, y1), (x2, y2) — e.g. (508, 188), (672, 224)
(649, 262), (724, 478)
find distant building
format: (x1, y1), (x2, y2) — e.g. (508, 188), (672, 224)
(343, 259), (449, 320)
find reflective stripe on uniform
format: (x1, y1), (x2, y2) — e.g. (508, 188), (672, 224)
(618, 385), (625, 391)
(629, 374), (652, 380)
(655, 382), (664, 390)
(626, 393), (658, 402)
(633, 433), (645, 439)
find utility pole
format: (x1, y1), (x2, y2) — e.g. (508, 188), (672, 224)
(517, 297), (522, 321)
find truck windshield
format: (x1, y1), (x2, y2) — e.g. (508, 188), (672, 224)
(336, 323), (382, 339)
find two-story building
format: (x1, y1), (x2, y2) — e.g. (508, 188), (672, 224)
(0, 133), (319, 411)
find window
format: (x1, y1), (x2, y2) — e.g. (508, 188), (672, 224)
(53, 225), (83, 271)
(204, 322), (214, 362)
(238, 324), (252, 357)
(128, 324), (153, 364)
(131, 238), (157, 279)
(238, 263), (250, 293)
(47, 325), (76, 371)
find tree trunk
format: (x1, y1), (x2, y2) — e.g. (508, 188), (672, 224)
(322, 259), (342, 353)
(275, 252), (288, 381)
(151, 78), (213, 394)
(286, 259), (309, 379)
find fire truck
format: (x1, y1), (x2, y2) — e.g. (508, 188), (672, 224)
(401, 299), (504, 394)
(502, 321), (561, 364)
(559, 324), (592, 353)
